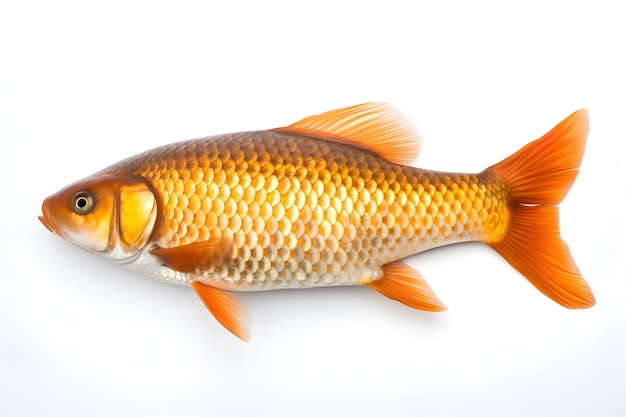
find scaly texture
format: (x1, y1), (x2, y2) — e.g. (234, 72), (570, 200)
(105, 131), (510, 290)
(39, 104), (593, 340)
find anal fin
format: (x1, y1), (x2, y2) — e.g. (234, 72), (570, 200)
(365, 261), (447, 312)
(191, 281), (250, 341)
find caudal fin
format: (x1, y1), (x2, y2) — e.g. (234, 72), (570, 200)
(486, 109), (595, 308)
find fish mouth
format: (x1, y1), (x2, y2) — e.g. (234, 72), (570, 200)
(39, 214), (57, 234)
(39, 197), (59, 234)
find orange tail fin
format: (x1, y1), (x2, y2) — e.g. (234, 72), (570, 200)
(486, 109), (595, 308)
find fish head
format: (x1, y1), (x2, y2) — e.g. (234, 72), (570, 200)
(39, 174), (158, 262)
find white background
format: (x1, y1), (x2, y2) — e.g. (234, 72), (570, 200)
(1, 1), (624, 416)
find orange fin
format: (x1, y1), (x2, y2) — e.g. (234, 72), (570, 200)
(491, 109), (588, 205)
(487, 109), (594, 308)
(364, 261), (447, 312)
(490, 206), (594, 308)
(271, 102), (421, 164)
(191, 281), (250, 341)
(151, 237), (233, 274)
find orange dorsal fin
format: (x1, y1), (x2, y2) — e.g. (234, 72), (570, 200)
(272, 102), (421, 164)
(486, 109), (594, 308)
(191, 281), (250, 341)
(364, 261), (447, 312)
(150, 237), (233, 274)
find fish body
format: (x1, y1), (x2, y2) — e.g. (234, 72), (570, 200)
(39, 103), (594, 340)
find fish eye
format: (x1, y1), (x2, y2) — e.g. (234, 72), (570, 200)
(72, 191), (94, 215)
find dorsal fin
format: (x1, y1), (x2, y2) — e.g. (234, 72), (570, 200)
(272, 102), (421, 164)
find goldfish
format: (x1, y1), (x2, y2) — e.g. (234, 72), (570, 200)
(39, 103), (594, 340)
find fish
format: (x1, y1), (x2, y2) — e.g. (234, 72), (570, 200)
(39, 103), (595, 340)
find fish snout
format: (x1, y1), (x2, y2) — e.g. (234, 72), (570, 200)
(39, 197), (59, 234)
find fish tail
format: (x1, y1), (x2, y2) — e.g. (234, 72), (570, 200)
(485, 109), (595, 308)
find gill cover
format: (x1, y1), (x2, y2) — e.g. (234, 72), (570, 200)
(40, 174), (157, 261)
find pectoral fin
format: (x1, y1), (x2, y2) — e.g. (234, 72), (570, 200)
(191, 281), (250, 341)
(365, 261), (447, 312)
(151, 237), (233, 274)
